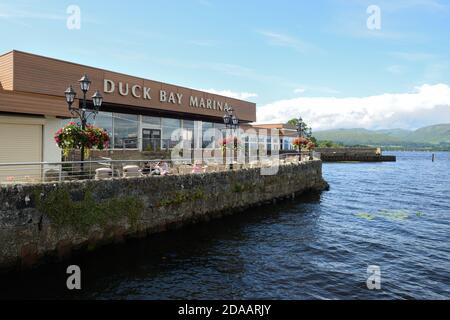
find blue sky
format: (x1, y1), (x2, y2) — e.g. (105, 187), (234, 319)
(1, 0), (450, 129)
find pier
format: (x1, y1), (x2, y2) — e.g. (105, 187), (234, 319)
(314, 147), (396, 162)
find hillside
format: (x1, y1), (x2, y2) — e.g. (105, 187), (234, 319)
(314, 124), (450, 150)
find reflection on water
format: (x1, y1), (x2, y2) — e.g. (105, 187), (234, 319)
(0, 152), (449, 299)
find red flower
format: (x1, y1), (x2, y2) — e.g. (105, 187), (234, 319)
(293, 137), (309, 146)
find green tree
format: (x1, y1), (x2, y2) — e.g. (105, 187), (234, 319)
(286, 118), (313, 138)
(287, 118), (299, 126)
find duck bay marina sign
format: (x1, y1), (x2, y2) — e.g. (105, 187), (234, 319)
(103, 79), (231, 111)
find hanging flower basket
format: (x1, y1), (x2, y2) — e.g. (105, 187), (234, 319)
(220, 136), (241, 153)
(54, 122), (110, 157)
(292, 137), (315, 151)
(84, 125), (110, 150)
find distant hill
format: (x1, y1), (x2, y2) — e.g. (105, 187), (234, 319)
(314, 124), (450, 150)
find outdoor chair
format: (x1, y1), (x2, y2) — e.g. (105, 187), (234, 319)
(95, 167), (113, 180)
(122, 165), (142, 178)
(178, 165), (192, 175)
(204, 164), (219, 173)
(249, 161), (259, 168)
(232, 163), (242, 170)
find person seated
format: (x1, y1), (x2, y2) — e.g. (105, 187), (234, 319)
(141, 161), (152, 175)
(191, 161), (204, 174)
(153, 161), (170, 176)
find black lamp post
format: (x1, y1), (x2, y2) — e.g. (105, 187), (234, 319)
(64, 74), (103, 170)
(223, 107), (232, 129)
(223, 107), (239, 169)
(296, 117), (306, 138)
(295, 117), (307, 160)
(223, 106), (240, 130)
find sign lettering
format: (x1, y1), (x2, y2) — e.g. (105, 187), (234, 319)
(103, 79), (231, 111)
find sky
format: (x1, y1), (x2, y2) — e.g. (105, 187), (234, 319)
(1, 0), (450, 130)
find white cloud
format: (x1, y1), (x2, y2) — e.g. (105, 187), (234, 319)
(294, 86), (340, 95)
(187, 40), (217, 47)
(389, 51), (437, 61)
(386, 65), (406, 74)
(294, 88), (306, 94)
(257, 84), (450, 130)
(199, 88), (258, 101)
(257, 30), (323, 54)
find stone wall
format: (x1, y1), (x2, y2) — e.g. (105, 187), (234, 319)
(0, 160), (328, 272)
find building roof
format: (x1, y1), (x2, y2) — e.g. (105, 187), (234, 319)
(0, 50), (256, 122)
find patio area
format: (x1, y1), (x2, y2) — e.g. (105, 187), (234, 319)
(0, 152), (321, 185)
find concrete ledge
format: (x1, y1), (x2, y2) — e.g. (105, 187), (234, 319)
(0, 160), (328, 272)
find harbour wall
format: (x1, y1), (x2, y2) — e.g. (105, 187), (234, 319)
(0, 160), (328, 272)
(314, 148), (396, 162)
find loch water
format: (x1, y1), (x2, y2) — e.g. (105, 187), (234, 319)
(1, 151), (449, 299)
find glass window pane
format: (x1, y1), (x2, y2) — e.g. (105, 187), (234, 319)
(183, 120), (194, 129)
(94, 112), (113, 138)
(162, 118), (180, 128)
(214, 123), (225, 130)
(142, 116), (161, 126)
(162, 118), (181, 149)
(61, 118), (81, 126)
(202, 122), (215, 148)
(113, 113), (138, 149)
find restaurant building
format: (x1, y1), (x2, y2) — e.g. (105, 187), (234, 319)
(246, 123), (299, 151)
(0, 50), (256, 164)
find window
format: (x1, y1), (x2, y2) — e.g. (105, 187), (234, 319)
(214, 123), (226, 131)
(267, 136), (272, 153)
(113, 113), (138, 149)
(182, 120), (195, 149)
(94, 112), (113, 139)
(162, 118), (181, 149)
(142, 116), (161, 126)
(202, 122), (214, 148)
(61, 118), (81, 126)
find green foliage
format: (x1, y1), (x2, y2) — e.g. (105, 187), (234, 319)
(232, 181), (258, 193)
(316, 140), (344, 148)
(313, 124), (450, 150)
(157, 188), (205, 207)
(232, 183), (245, 193)
(355, 209), (424, 222)
(35, 187), (144, 233)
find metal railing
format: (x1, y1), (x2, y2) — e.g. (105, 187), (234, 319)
(0, 151), (321, 185)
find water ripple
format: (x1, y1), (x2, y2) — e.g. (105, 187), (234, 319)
(1, 152), (449, 300)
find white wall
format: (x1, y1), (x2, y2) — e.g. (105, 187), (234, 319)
(43, 116), (62, 163)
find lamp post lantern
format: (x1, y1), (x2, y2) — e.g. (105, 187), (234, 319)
(231, 114), (239, 129)
(64, 74), (103, 171)
(223, 111), (231, 129)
